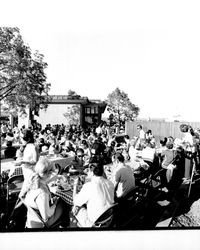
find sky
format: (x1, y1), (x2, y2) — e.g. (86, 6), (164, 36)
(1, 0), (200, 121)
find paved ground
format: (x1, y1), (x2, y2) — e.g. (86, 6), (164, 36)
(113, 172), (200, 230)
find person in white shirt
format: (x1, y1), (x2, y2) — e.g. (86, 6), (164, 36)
(73, 162), (115, 227)
(23, 157), (69, 228)
(15, 129), (39, 198)
(95, 125), (102, 135)
(141, 140), (156, 167)
(128, 138), (139, 162)
(137, 124), (146, 141)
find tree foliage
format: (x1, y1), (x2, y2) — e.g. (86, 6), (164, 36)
(0, 27), (51, 113)
(106, 87), (139, 126)
(63, 89), (80, 125)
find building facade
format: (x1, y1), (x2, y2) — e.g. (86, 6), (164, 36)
(25, 95), (107, 129)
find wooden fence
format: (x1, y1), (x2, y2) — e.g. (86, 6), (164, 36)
(125, 120), (200, 141)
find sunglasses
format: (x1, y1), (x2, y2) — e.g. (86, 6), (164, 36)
(77, 154), (84, 158)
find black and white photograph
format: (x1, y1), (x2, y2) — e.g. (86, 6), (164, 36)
(0, 0), (200, 249)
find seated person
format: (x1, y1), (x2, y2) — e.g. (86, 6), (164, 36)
(70, 148), (86, 173)
(80, 140), (91, 164)
(128, 138), (140, 162)
(141, 139), (156, 168)
(73, 162), (115, 227)
(145, 130), (156, 145)
(104, 141), (116, 164)
(38, 138), (48, 153)
(112, 152), (136, 200)
(4, 141), (17, 159)
(22, 157), (70, 228)
(91, 138), (106, 156)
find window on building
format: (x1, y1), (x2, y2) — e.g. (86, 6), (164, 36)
(85, 106), (98, 114)
(91, 107), (95, 114)
(85, 107), (91, 114)
(91, 107), (98, 114)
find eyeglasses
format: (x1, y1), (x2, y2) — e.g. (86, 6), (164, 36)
(77, 155), (84, 158)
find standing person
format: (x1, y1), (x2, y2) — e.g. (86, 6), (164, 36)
(136, 124), (146, 141)
(15, 129), (39, 198)
(180, 124), (195, 184)
(112, 152), (135, 200)
(161, 141), (177, 184)
(73, 162), (115, 227)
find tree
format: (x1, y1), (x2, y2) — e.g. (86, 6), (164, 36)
(0, 27), (51, 115)
(63, 90), (81, 126)
(106, 87), (139, 127)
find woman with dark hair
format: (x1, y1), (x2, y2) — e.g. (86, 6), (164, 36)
(80, 139), (91, 163)
(15, 129), (39, 197)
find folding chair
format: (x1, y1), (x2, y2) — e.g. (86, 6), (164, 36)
(6, 174), (24, 202)
(24, 204), (64, 229)
(92, 203), (118, 228)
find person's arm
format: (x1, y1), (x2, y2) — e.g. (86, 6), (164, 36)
(112, 169), (120, 193)
(73, 181), (89, 207)
(73, 177), (79, 200)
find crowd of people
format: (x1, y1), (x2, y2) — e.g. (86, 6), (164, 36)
(1, 121), (200, 229)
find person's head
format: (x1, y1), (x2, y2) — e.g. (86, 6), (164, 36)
(41, 145), (49, 153)
(136, 124), (142, 131)
(166, 142), (174, 150)
(160, 137), (167, 147)
(39, 138), (45, 144)
(167, 136), (174, 144)
(6, 141), (13, 147)
(22, 129), (34, 144)
(76, 148), (85, 160)
(130, 138), (137, 147)
(124, 135), (130, 140)
(146, 130), (152, 136)
(88, 162), (104, 177)
(180, 124), (189, 133)
(35, 157), (54, 180)
(113, 152), (124, 164)
(81, 139), (88, 149)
